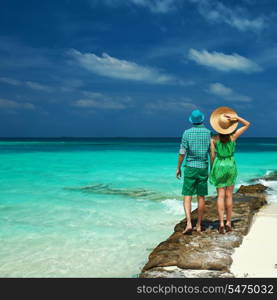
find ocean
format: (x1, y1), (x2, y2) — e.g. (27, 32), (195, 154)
(0, 137), (277, 277)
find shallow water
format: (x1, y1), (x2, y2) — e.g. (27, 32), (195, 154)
(0, 138), (276, 277)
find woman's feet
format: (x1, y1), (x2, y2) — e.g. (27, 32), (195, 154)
(218, 222), (232, 234)
(218, 225), (225, 234)
(225, 223), (233, 232)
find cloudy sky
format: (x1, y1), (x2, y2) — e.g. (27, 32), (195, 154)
(0, 0), (277, 137)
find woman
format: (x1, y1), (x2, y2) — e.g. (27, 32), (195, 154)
(209, 107), (250, 234)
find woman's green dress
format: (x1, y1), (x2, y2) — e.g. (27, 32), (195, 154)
(209, 139), (237, 188)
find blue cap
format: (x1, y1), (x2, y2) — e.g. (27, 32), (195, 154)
(189, 109), (205, 124)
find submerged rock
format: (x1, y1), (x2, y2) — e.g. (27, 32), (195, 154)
(250, 170), (277, 182)
(64, 183), (178, 201)
(140, 184), (267, 278)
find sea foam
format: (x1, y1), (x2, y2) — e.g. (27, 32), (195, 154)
(162, 198), (197, 216)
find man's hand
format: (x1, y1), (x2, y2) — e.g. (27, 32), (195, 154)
(176, 154), (185, 179)
(176, 168), (182, 179)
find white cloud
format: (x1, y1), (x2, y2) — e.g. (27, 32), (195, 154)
(145, 98), (197, 112)
(73, 99), (126, 110)
(82, 91), (106, 99)
(92, 0), (177, 13)
(0, 98), (35, 110)
(72, 91), (133, 110)
(208, 82), (252, 102)
(0, 77), (54, 92)
(69, 49), (178, 84)
(0, 77), (21, 86)
(209, 82), (232, 96)
(25, 81), (53, 92)
(129, 0), (177, 13)
(188, 49), (262, 72)
(191, 0), (266, 32)
(59, 79), (84, 92)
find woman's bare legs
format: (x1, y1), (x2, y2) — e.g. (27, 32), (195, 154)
(217, 187), (226, 231)
(225, 185), (234, 228)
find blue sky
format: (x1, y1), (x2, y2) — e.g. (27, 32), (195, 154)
(0, 0), (277, 137)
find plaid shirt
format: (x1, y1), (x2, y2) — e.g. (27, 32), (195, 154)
(179, 124), (212, 169)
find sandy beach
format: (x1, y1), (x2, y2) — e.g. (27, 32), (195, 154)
(230, 202), (277, 278)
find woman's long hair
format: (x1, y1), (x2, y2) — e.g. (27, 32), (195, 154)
(218, 133), (231, 143)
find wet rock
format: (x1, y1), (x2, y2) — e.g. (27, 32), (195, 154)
(140, 184), (267, 278)
(263, 171), (277, 181)
(250, 170), (277, 182)
(237, 184), (267, 194)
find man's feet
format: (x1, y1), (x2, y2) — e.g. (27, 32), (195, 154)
(182, 226), (193, 235)
(194, 224), (202, 233)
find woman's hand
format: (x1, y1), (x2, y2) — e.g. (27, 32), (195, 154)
(224, 113), (231, 119)
(230, 116), (250, 141)
(224, 114), (237, 122)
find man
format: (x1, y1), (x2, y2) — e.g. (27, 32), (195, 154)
(176, 109), (212, 234)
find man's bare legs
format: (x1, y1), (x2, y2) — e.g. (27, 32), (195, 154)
(217, 187), (226, 233)
(182, 196), (192, 234)
(196, 196), (205, 232)
(183, 195), (205, 234)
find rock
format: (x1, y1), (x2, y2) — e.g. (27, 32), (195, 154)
(250, 170), (277, 182)
(263, 171), (277, 181)
(139, 184), (267, 278)
(65, 183), (179, 201)
(237, 184), (267, 194)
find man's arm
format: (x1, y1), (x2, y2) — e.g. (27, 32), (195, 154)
(176, 133), (187, 179)
(176, 153), (185, 179)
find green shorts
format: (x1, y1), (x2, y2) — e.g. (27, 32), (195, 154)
(182, 166), (208, 196)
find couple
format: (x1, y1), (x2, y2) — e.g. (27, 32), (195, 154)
(176, 107), (250, 234)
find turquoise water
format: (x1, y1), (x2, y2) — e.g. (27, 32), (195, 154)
(0, 138), (277, 277)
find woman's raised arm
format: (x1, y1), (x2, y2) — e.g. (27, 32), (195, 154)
(230, 116), (250, 141)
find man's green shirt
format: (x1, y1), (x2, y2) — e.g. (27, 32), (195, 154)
(179, 124), (212, 169)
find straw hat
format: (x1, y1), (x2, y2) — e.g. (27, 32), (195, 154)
(210, 106), (238, 134)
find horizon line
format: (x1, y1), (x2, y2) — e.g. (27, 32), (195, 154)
(0, 136), (276, 139)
